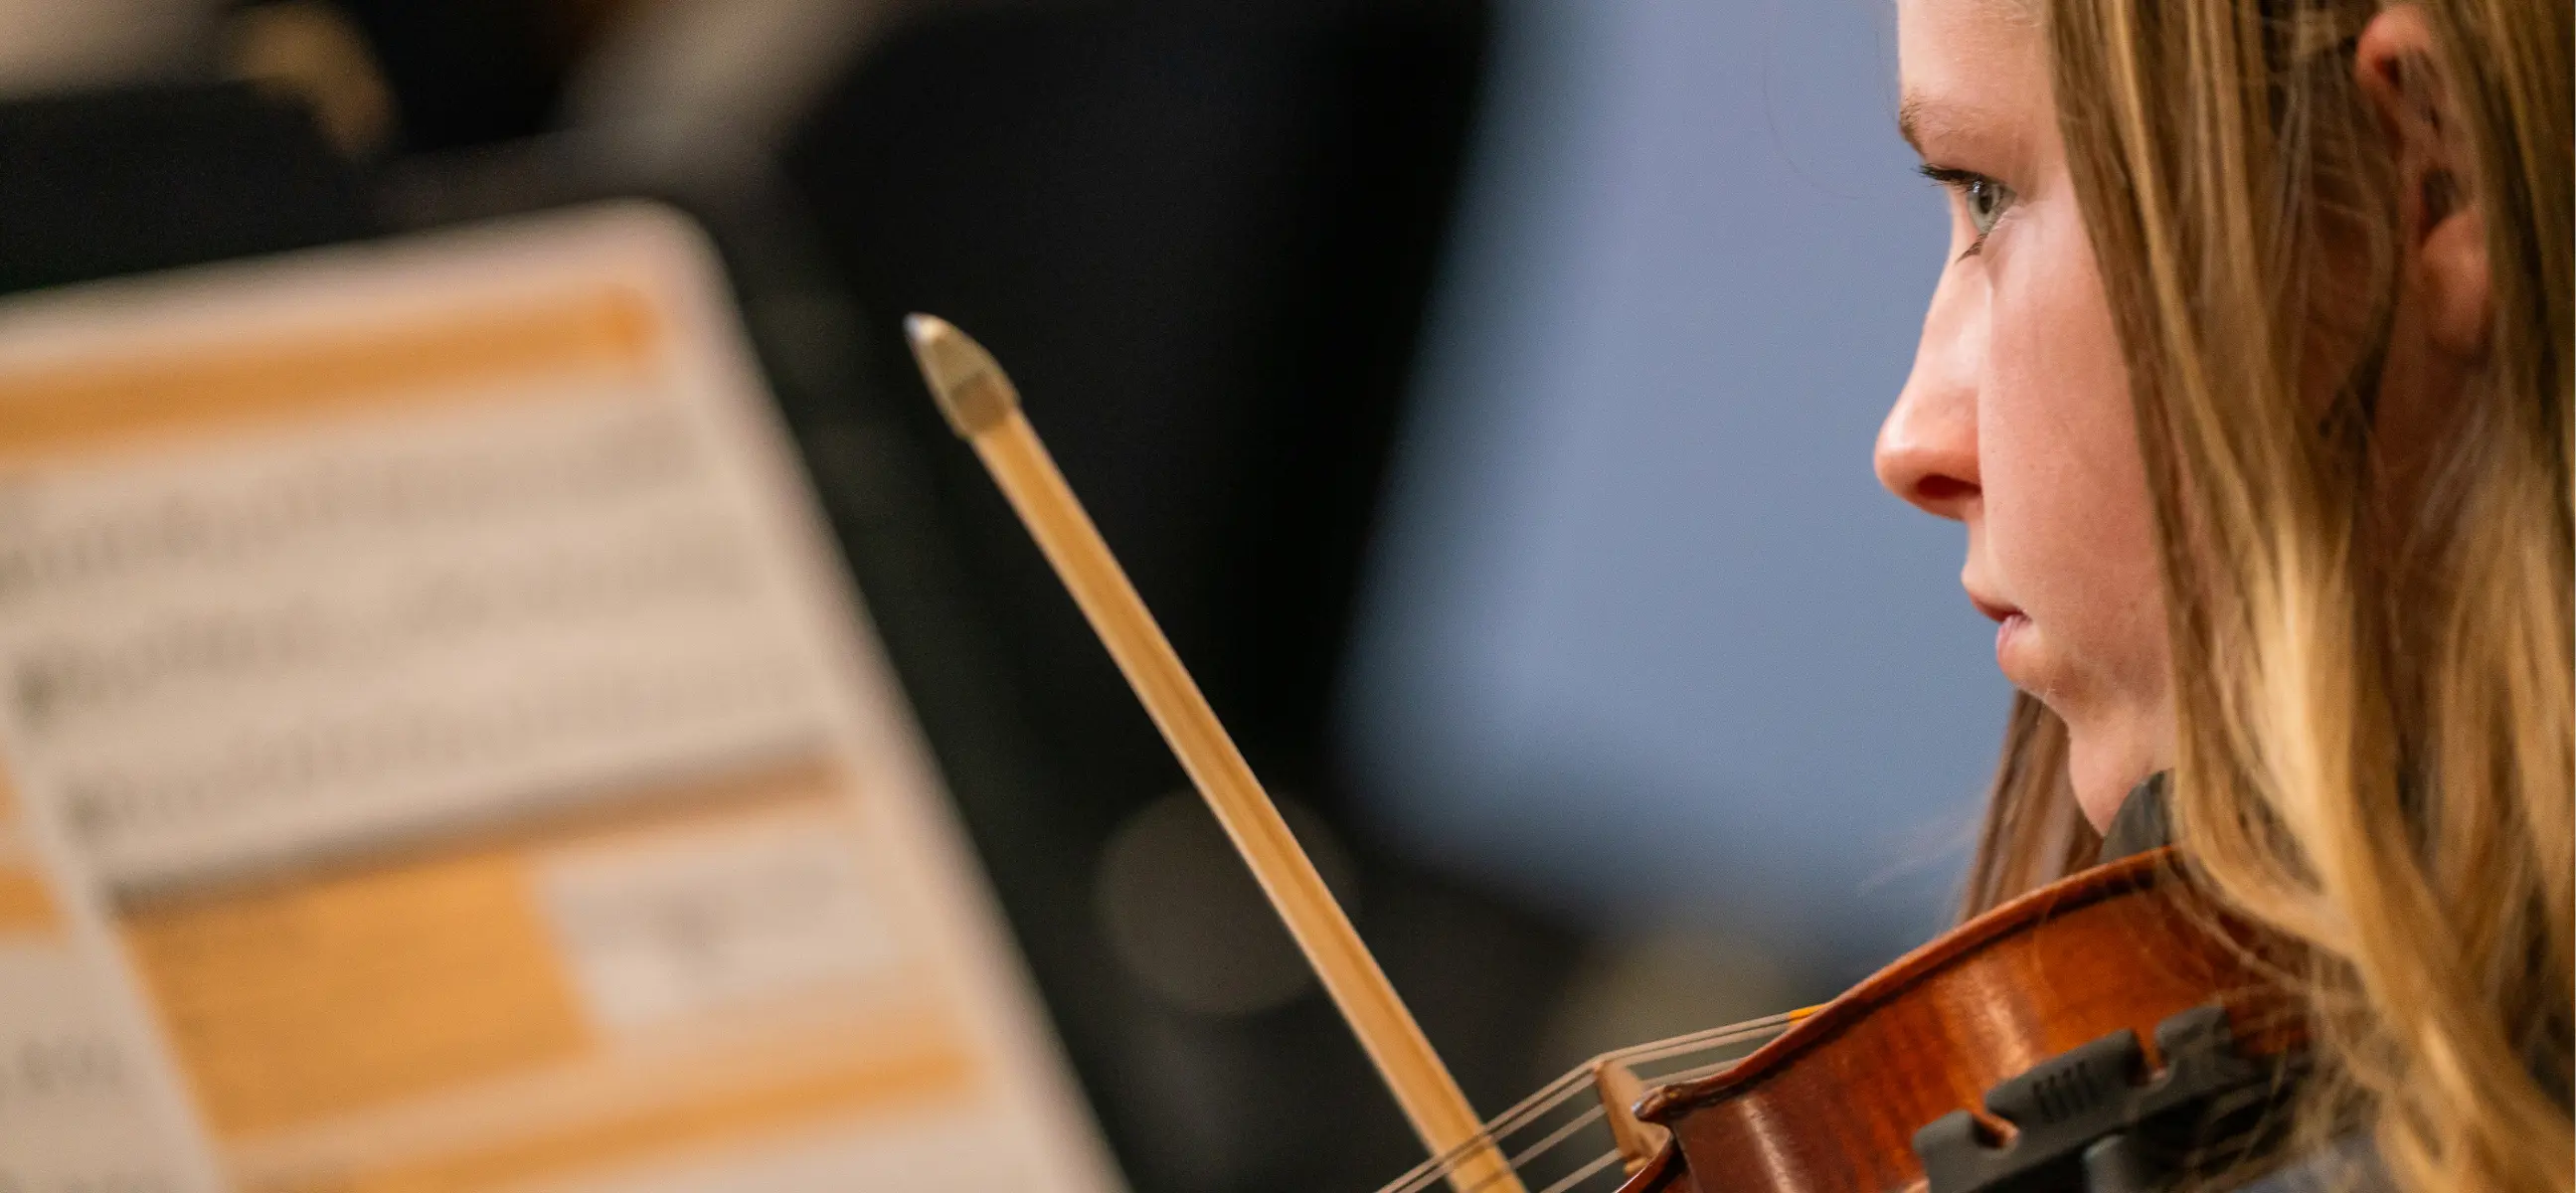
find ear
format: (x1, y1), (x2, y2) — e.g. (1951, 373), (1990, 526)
(2353, 5), (2490, 361)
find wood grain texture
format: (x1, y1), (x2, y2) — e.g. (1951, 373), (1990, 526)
(1617, 853), (2293, 1193)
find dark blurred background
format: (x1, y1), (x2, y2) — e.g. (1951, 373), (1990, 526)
(0, 1), (2009, 1188)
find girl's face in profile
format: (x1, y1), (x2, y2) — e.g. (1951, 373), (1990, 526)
(1876, 0), (2171, 827)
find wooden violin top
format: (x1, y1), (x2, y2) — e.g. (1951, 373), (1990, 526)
(1623, 851), (2297, 1193)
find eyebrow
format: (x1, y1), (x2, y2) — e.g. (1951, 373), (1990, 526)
(1896, 93), (1939, 154)
(1895, 92), (2004, 159)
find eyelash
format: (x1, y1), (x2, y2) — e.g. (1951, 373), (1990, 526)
(1919, 165), (2015, 260)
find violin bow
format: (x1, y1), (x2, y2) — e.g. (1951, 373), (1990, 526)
(907, 314), (1525, 1193)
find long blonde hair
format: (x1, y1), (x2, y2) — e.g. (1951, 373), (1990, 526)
(1961, 1), (2573, 1190)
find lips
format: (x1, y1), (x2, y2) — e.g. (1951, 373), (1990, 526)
(1993, 610), (2030, 661)
(1964, 589), (2030, 675)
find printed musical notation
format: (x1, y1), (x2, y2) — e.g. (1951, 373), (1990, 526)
(0, 205), (1117, 1193)
(0, 393), (827, 891)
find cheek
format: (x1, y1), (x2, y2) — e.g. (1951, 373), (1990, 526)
(1977, 201), (2167, 695)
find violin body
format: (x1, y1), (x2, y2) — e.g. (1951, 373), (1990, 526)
(1619, 851), (2297, 1193)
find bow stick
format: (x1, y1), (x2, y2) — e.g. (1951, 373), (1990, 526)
(906, 314), (1524, 1193)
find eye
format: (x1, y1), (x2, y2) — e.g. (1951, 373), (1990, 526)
(1919, 166), (2018, 256)
(1959, 176), (2013, 236)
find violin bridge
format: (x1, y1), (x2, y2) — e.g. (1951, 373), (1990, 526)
(1591, 1057), (1672, 1173)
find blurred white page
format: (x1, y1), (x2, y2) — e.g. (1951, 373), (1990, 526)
(0, 203), (1119, 1193)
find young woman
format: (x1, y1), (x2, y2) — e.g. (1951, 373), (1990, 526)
(1874, 0), (2569, 1189)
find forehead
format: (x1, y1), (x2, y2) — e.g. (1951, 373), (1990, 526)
(1895, 0), (2047, 153)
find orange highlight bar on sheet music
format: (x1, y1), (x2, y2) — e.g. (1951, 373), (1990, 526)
(0, 867), (59, 936)
(272, 1045), (976, 1193)
(0, 286), (660, 461)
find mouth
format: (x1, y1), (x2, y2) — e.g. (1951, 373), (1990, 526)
(1966, 589), (2032, 672)
(1966, 591), (2020, 624)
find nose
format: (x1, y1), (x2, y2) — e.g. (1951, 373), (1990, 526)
(1874, 261), (1981, 522)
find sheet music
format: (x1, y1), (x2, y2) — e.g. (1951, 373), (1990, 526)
(0, 203), (1119, 1193)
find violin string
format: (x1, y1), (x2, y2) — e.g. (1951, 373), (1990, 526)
(1393, 1068), (1599, 1185)
(1531, 1149), (1627, 1193)
(1416, 1106), (1607, 1193)
(1610, 1010), (1803, 1068)
(1384, 1084), (1591, 1193)
(1474, 1067), (1600, 1137)
(1646, 1008), (1801, 1052)
(1406, 1140), (1628, 1193)
(1376, 1011), (1805, 1193)
(1387, 1100), (1578, 1193)
(1500, 1105), (1608, 1171)
(1475, 1016), (1787, 1150)
(1507, 1013), (1791, 1134)
(1597, 1021), (1801, 1092)
(1387, 1033), (1783, 1192)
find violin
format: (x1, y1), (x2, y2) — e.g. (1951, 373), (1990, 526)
(1389, 850), (2303, 1193)
(903, 315), (2307, 1193)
